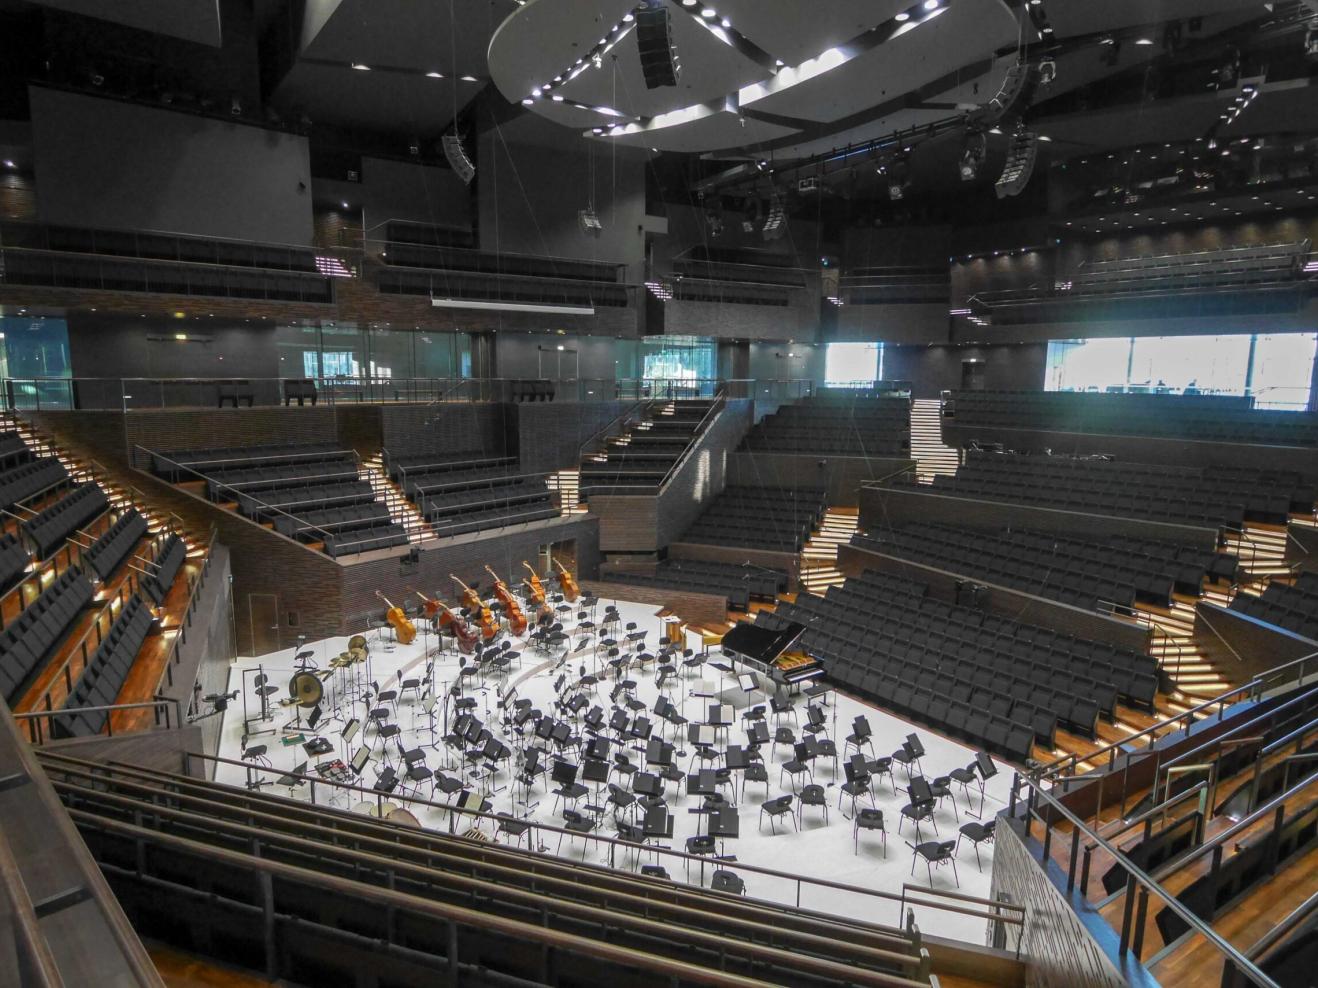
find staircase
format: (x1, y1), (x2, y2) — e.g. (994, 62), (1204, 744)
(909, 398), (960, 481)
(579, 398), (719, 499)
(547, 469), (583, 513)
(359, 453), (433, 542)
(799, 508), (857, 595)
(1223, 523), (1292, 590)
(1136, 595), (1231, 701)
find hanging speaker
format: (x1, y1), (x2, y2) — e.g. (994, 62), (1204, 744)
(636, 0), (680, 89)
(995, 131), (1039, 199)
(442, 134), (476, 185)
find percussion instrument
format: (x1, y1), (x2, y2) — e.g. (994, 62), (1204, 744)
(288, 670), (324, 708)
(348, 634), (368, 651)
(386, 806), (422, 828)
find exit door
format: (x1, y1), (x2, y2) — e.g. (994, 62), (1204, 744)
(248, 593), (279, 656)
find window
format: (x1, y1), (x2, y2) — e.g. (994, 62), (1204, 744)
(825, 342), (882, 388)
(1046, 333), (1317, 410)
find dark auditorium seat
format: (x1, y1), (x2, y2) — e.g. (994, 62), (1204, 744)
(282, 379), (319, 406)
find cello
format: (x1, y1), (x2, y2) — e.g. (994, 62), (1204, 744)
(374, 590), (417, 645)
(450, 574), (498, 641)
(553, 559), (580, 603)
(485, 565), (528, 636)
(411, 588), (478, 654)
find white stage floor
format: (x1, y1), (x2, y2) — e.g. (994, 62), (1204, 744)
(213, 595), (1011, 945)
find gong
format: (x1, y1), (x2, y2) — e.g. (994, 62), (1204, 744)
(288, 671), (323, 708)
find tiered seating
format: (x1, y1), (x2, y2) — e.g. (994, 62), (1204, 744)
(600, 559), (787, 609)
(0, 567), (93, 704)
(1230, 572), (1318, 640)
(0, 430), (31, 468)
(1066, 241), (1307, 298)
(580, 399), (719, 496)
(0, 532), (29, 594)
(41, 753), (936, 988)
(0, 456), (67, 510)
(421, 473), (558, 536)
(763, 569), (1159, 746)
(83, 509), (149, 582)
(740, 395), (910, 456)
(920, 450), (1309, 529)
(141, 536), (185, 606)
(403, 460), (521, 500)
(150, 442), (406, 557)
(948, 389), (1318, 447)
(852, 523), (1230, 611)
(680, 486), (826, 552)
(22, 481), (108, 559)
(54, 594), (154, 738)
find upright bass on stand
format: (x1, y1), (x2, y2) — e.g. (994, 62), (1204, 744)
(411, 588), (478, 654)
(374, 590), (417, 645)
(522, 561), (552, 623)
(451, 574), (498, 640)
(553, 560), (580, 603)
(484, 565), (528, 636)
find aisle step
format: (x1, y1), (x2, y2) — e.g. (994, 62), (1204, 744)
(910, 399), (959, 481)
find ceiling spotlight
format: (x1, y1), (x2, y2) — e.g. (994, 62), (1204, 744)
(700, 7), (716, 17)
(522, 98), (533, 105)
(460, 75), (478, 82)
(426, 71), (444, 78)
(959, 131), (987, 181)
(895, 11), (910, 21)
(578, 207), (603, 236)
(623, 12), (634, 21)
(923, 0), (940, 8)
(341, 201), (349, 208)
(1134, 37), (1153, 45)
(2, 160), (13, 169)
(351, 63), (370, 71)
(682, 0), (697, 5)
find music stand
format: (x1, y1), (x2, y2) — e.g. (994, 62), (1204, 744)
(968, 751), (996, 819)
(349, 746), (371, 778)
(276, 760), (307, 795)
(307, 705), (323, 732)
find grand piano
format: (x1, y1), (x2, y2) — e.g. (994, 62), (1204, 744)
(719, 620), (824, 689)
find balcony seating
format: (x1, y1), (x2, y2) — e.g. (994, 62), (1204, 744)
(53, 593), (154, 738)
(0, 456), (68, 511)
(150, 442), (347, 481)
(0, 532), (29, 595)
(740, 395), (910, 457)
(1230, 573), (1318, 641)
(237, 480), (376, 519)
(918, 450), (1309, 529)
(0, 567), (93, 704)
(761, 569), (1158, 747)
(422, 474), (559, 537)
(141, 536), (186, 606)
(321, 523), (410, 558)
(22, 482), (108, 560)
(282, 379), (318, 406)
(382, 450), (515, 483)
(852, 523), (1230, 612)
(947, 389), (1318, 447)
(679, 487), (826, 553)
(216, 380), (255, 408)
(600, 559), (788, 610)
(0, 430), (32, 470)
(83, 510), (150, 583)
(1066, 241), (1308, 299)
(271, 501), (391, 540)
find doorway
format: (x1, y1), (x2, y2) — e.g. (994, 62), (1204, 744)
(248, 593), (280, 656)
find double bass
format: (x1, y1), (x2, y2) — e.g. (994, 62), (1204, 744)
(451, 574), (498, 641)
(522, 561), (552, 623)
(484, 565), (528, 636)
(553, 560), (580, 603)
(374, 590), (417, 645)
(411, 588), (478, 654)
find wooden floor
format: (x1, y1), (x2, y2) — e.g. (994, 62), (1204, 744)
(147, 942), (278, 988)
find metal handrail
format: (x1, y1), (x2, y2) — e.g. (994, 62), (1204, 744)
(659, 389), (727, 492)
(14, 700), (183, 745)
(577, 397), (656, 459)
(154, 525), (218, 698)
(1011, 772), (1284, 988)
(0, 828), (64, 988)
(1235, 889), (1318, 974)
(175, 749), (1021, 935)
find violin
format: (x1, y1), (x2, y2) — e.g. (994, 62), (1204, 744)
(374, 590), (416, 645)
(553, 559), (580, 603)
(411, 588), (477, 654)
(451, 574), (498, 641)
(485, 565), (528, 636)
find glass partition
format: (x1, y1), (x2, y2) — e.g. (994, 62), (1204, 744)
(825, 341), (883, 387)
(1, 316), (72, 409)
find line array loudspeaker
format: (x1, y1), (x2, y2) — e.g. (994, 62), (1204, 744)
(636, 1), (680, 89)
(442, 134), (476, 185)
(995, 131), (1038, 199)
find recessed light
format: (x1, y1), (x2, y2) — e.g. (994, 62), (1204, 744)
(623, 12), (633, 21)
(552, 94), (564, 101)
(700, 7), (715, 17)
(895, 11), (910, 20)
(2, 160), (13, 169)
(460, 75), (478, 82)
(426, 71), (443, 78)
(1135, 38), (1153, 45)
(924, 0), (940, 8)
(351, 63), (370, 71)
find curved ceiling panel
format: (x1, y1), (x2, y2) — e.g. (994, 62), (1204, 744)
(488, 0), (638, 103)
(1044, 0), (1262, 40)
(711, 0), (911, 64)
(605, 110), (800, 152)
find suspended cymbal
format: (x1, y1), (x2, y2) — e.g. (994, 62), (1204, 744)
(349, 646), (368, 664)
(348, 634), (368, 651)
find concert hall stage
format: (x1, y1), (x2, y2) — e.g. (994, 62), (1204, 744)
(213, 593), (1010, 943)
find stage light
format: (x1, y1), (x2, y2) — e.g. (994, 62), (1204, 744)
(351, 63), (371, 71)
(426, 71), (443, 78)
(578, 207), (603, 236)
(2, 160), (13, 169)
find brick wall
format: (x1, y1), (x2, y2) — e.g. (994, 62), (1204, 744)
(991, 818), (1134, 988)
(380, 403), (512, 459)
(122, 406), (341, 467)
(656, 398), (753, 547)
(518, 399), (631, 473)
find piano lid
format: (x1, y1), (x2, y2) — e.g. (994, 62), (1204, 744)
(720, 620), (806, 664)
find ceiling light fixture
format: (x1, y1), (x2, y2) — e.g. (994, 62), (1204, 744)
(426, 71), (443, 78)
(351, 63), (370, 71)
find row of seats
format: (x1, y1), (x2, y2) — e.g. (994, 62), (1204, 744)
(272, 502), (391, 540)
(322, 523), (410, 558)
(383, 450), (512, 483)
(0, 567), (93, 704)
(405, 463), (525, 500)
(142, 537), (185, 606)
(947, 389), (1318, 448)
(680, 486), (826, 552)
(851, 522), (1225, 613)
(54, 594), (155, 738)
(920, 450), (1309, 529)
(0, 532), (28, 595)
(150, 442), (346, 481)
(740, 396), (911, 457)
(1230, 573), (1318, 641)
(84, 510), (149, 583)
(237, 479), (375, 519)
(0, 431), (31, 470)
(599, 559), (788, 610)
(0, 457), (67, 512)
(23, 482), (108, 560)
(203, 455), (359, 500)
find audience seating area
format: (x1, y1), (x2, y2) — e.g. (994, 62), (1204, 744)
(42, 753), (937, 988)
(600, 559), (788, 610)
(679, 486), (826, 552)
(1065, 241), (1309, 298)
(947, 389), (1318, 447)
(141, 536), (186, 606)
(917, 451), (1309, 529)
(83, 510), (150, 583)
(740, 395), (910, 456)
(0, 454), (68, 510)
(761, 570), (1160, 750)
(150, 442), (407, 557)
(1230, 572), (1318, 640)
(54, 594), (154, 738)
(852, 523), (1231, 613)
(579, 399), (719, 496)
(0, 567), (93, 704)
(0, 532), (30, 595)
(22, 481), (108, 559)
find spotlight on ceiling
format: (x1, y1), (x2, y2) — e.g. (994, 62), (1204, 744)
(959, 131), (987, 181)
(636, 0), (680, 89)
